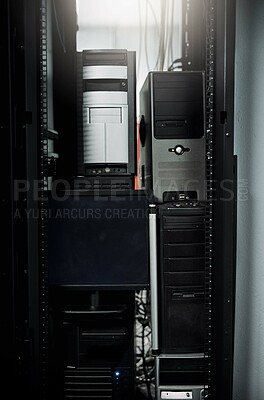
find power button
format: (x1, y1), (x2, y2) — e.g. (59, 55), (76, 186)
(175, 145), (184, 155)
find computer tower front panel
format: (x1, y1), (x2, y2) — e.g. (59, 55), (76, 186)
(140, 72), (206, 203)
(155, 355), (208, 400)
(158, 203), (206, 354)
(49, 290), (135, 400)
(77, 49), (136, 178)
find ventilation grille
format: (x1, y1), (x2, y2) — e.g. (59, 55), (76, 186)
(73, 178), (133, 191)
(64, 368), (113, 399)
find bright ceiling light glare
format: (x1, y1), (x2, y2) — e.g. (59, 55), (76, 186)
(77, 0), (143, 27)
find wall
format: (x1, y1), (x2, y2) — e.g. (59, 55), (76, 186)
(233, 0), (264, 399)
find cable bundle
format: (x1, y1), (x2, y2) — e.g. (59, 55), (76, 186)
(138, 0), (180, 73)
(135, 290), (155, 399)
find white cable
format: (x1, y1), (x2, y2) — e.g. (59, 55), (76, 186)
(169, 0), (175, 67)
(52, 0), (66, 53)
(144, 0), (150, 71)
(146, 0), (160, 70)
(137, 0), (142, 78)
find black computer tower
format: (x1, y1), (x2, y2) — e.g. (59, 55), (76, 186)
(46, 190), (150, 397)
(157, 202), (206, 354)
(48, 289), (135, 400)
(139, 71), (206, 203)
(155, 355), (208, 400)
(149, 202), (209, 400)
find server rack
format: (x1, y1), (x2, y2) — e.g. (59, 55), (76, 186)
(211, 0), (237, 398)
(39, 2), (149, 399)
(146, 1), (237, 399)
(2, 0), (237, 399)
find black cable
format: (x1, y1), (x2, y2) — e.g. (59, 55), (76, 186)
(169, 64), (183, 71)
(168, 58), (183, 71)
(142, 322), (152, 400)
(135, 290), (154, 398)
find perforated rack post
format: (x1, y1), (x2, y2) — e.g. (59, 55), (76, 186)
(39, 0), (49, 397)
(204, 0), (216, 398)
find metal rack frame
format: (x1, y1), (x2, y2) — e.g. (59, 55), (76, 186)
(2, 0), (237, 398)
